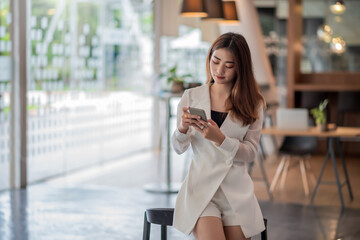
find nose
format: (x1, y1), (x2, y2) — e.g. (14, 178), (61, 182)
(216, 63), (226, 75)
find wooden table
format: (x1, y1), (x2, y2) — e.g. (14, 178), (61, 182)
(262, 126), (360, 209)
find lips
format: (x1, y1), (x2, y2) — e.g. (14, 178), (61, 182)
(216, 75), (225, 80)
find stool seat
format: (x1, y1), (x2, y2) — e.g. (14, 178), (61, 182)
(146, 208), (174, 226)
(143, 208), (174, 240)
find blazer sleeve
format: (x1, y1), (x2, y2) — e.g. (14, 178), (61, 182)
(171, 89), (195, 154)
(215, 104), (264, 165)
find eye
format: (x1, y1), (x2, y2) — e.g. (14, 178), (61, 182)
(212, 60), (219, 64)
(226, 65), (234, 69)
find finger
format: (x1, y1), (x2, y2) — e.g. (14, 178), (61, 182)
(190, 123), (202, 131)
(197, 119), (208, 127)
(183, 118), (195, 125)
(182, 107), (190, 119)
(182, 106), (190, 113)
(185, 119), (201, 127)
(183, 112), (195, 119)
(207, 119), (217, 127)
(193, 120), (204, 129)
(187, 114), (201, 120)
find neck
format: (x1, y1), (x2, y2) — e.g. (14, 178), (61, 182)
(211, 82), (232, 98)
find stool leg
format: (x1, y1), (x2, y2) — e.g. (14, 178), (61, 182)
(161, 225), (167, 240)
(143, 212), (151, 240)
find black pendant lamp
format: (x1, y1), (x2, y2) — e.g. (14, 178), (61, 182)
(222, 0), (239, 22)
(181, 0), (208, 18)
(203, 0), (224, 20)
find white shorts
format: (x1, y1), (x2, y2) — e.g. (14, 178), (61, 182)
(199, 187), (239, 226)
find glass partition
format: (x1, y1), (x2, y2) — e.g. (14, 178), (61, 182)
(0, 0), (11, 190)
(27, 0), (153, 182)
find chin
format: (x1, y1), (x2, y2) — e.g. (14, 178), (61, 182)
(215, 80), (230, 85)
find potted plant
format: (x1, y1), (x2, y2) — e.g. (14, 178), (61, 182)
(160, 65), (192, 93)
(310, 99), (328, 132)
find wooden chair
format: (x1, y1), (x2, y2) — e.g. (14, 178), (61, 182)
(269, 135), (318, 196)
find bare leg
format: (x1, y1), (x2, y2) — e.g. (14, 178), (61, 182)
(193, 217), (226, 240)
(224, 226), (250, 240)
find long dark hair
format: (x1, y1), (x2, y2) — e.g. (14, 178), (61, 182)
(206, 32), (265, 125)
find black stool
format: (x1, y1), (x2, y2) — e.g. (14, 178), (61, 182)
(143, 208), (267, 240)
(143, 208), (174, 240)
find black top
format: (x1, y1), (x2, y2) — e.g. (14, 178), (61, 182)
(211, 110), (228, 128)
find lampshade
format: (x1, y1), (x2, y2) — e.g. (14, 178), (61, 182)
(221, 1), (240, 23)
(330, 0), (346, 15)
(181, 0), (208, 18)
(203, 0), (224, 20)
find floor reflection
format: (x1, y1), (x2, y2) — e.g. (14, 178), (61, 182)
(1, 184), (360, 240)
(10, 190), (29, 240)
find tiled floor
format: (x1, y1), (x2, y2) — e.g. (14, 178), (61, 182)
(1, 150), (360, 240)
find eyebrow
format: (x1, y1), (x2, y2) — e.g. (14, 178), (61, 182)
(213, 55), (234, 64)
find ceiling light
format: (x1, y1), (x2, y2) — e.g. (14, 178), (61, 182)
(203, 0), (224, 20)
(181, 0), (208, 18)
(330, 37), (346, 54)
(330, 0), (346, 15)
(219, 1), (239, 24)
(317, 24), (333, 43)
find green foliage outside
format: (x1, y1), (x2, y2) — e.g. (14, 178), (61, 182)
(0, 2), (10, 57)
(0, 0), (154, 92)
(160, 65), (192, 84)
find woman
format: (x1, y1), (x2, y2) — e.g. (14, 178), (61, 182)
(171, 32), (266, 240)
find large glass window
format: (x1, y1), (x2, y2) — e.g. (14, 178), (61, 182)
(27, 0), (154, 182)
(0, 0), (11, 190)
(160, 26), (210, 90)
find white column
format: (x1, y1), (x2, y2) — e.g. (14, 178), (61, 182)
(10, 0), (29, 188)
(152, 0), (162, 151)
(69, 0), (78, 88)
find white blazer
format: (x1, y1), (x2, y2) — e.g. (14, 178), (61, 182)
(171, 84), (265, 238)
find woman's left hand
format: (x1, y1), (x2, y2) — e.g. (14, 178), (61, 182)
(193, 119), (225, 146)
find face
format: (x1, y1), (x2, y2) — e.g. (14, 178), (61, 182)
(210, 48), (236, 86)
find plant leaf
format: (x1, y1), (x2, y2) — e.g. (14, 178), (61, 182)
(169, 66), (177, 73)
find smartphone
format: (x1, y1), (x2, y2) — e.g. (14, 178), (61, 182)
(189, 107), (207, 122)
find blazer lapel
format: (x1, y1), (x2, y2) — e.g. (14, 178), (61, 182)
(197, 84), (228, 129)
(204, 84), (211, 121)
(191, 84), (249, 139)
(192, 84), (211, 121)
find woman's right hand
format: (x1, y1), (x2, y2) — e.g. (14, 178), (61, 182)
(178, 107), (203, 134)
